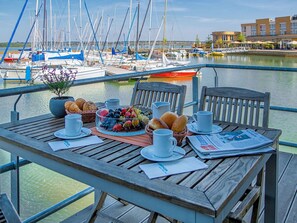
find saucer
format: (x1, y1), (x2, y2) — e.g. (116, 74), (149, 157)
(187, 123), (222, 135)
(54, 127), (92, 139)
(140, 146), (185, 162)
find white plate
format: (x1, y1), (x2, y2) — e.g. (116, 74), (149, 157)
(54, 127), (92, 139)
(96, 127), (145, 136)
(140, 145), (185, 162)
(187, 123), (223, 135)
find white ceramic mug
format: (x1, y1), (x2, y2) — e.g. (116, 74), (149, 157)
(153, 129), (177, 157)
(105, 98), (120, 110)
(193, 111), (213, 133)
(152, 101), (170, 118)
(65, 114), (83, 136)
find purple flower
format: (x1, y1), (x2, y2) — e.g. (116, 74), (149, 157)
(41, 65), (76, 97)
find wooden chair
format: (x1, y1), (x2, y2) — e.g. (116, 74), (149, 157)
(130, 81), (187, 116)
(199, 86), (270, 223)
(199, 86), (270, 128)
(0, 193), (22, 223)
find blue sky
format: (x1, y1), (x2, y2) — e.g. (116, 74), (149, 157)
(1, 0), (297, 43)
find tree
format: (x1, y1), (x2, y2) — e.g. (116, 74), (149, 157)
(195, 34), (200, 47)
(237, 33), (246, 42)
(205, 35), (213, 48)
(215, 39), (223, 48)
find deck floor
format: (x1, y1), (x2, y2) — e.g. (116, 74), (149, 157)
(62, 152), (297, 223)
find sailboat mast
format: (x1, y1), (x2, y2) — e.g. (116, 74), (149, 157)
(135, 0), (140, 54)
(33, 0), (39, 51)
(79, 0), (83, 49)
(162, 0), (167, 52)
(49, 0), (52, 50)
(68, 0), (71, 49)
(129, 0), (132, 46)
(42, 0), (47, 50)
(148, 0), (153, 48)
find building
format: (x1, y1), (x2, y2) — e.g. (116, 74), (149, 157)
(211, 31), (241, 47)
(241, 15), (297, 42)
(212, 31), (241, 43)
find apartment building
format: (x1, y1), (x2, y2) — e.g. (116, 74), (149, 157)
(241, 15), (297, 42)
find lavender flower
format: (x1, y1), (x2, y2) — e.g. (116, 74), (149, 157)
(41, 65), (77, 97)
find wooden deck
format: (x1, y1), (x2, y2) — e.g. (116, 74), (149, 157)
(62, 152), (297, 223)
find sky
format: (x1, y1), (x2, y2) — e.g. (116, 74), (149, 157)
(1, 0), (297, 43)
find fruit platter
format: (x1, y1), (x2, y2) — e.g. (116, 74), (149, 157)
(96, 106), (150, 136)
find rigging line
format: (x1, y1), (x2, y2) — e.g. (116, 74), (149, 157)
(137, 0), (152, 45)
(84, 0), (104, 64)
(18, 4), (43, 63)
(115, 7), (129, 50)
(102, 18), (114, 52)
(0, 0), (29, 64)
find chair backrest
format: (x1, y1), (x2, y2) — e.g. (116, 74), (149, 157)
(199, 86), (270, 128)
(130, 82), (187, 116)
(0, 194), (22, 223)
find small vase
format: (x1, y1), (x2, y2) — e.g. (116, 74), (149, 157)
(49, 96), (74, 118)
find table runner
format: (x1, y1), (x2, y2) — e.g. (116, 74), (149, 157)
(91, 127), (152, 147)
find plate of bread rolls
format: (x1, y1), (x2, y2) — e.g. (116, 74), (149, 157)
(146, 111), (188, 146)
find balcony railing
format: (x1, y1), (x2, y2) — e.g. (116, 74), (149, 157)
(1, 63), (297, 222)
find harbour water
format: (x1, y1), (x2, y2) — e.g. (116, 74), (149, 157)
(0, 54), (297, 222)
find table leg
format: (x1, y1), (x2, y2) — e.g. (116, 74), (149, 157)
(86, 190), (107, 223)
(264, 150), (279, 223)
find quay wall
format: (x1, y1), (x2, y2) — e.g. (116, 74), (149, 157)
(238, 50), (297, 57)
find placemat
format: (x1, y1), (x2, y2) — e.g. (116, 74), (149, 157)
(91, 127), (152, 147)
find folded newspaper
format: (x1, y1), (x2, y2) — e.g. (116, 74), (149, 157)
(187, 129), (274, 159)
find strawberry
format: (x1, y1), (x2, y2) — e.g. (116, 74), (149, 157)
(112, 123), (123, 132)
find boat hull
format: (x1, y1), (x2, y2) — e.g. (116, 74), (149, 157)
(151, 70), (197, 78)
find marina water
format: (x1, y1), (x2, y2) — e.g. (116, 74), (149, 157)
(0, 54), (297, 222)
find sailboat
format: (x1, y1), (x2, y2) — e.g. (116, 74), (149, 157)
(149, 0), (197, 78)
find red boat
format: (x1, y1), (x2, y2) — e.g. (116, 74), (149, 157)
(3, 57), (18, 63)
(150, 69), (197, 78)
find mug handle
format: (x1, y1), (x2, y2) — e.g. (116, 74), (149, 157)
(192, 113), (198, 122)
(169, 137), (177, 152)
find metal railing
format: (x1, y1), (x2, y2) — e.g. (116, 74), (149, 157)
(1, 63), (297, 222)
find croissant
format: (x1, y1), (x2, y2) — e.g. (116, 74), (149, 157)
(75, 98), (86, 110)
(64, 101), (74, 110)
(83, 101), (97, 111)
(68, 102), (82, 113)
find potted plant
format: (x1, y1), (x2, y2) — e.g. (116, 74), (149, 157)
(41, 65), (77, 118)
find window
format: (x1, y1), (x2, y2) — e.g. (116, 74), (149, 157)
(270, 23), (275, 35)
(280, 22), (286, 35)
(251, 25), (256, 36)
(291, 21), (297, 34)
(260, 24), (266, 36)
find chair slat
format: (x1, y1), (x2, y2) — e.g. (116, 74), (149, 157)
(237, 99), (243, 124)
(199, 86), (270, 128)
(130, 82), (187, 116)
(232, 98), (238, 123)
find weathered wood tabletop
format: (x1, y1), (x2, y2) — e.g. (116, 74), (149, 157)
(0, 114), (281, 223)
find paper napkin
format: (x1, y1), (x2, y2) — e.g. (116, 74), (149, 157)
(48, 136), (103, 151)
(139, 157), (208, 179)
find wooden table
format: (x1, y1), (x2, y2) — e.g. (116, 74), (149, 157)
(0, 114), (281, 223)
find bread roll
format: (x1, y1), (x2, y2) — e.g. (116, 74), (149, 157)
(64, 101), (74, 110)
(148, 118), (169, 130)
(83, 101), (97, 111)
(171, 115), (188, 133)
(68, 102), (82, 113)
(160, 112), (178, 129)
(75, 98), (86, 110)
